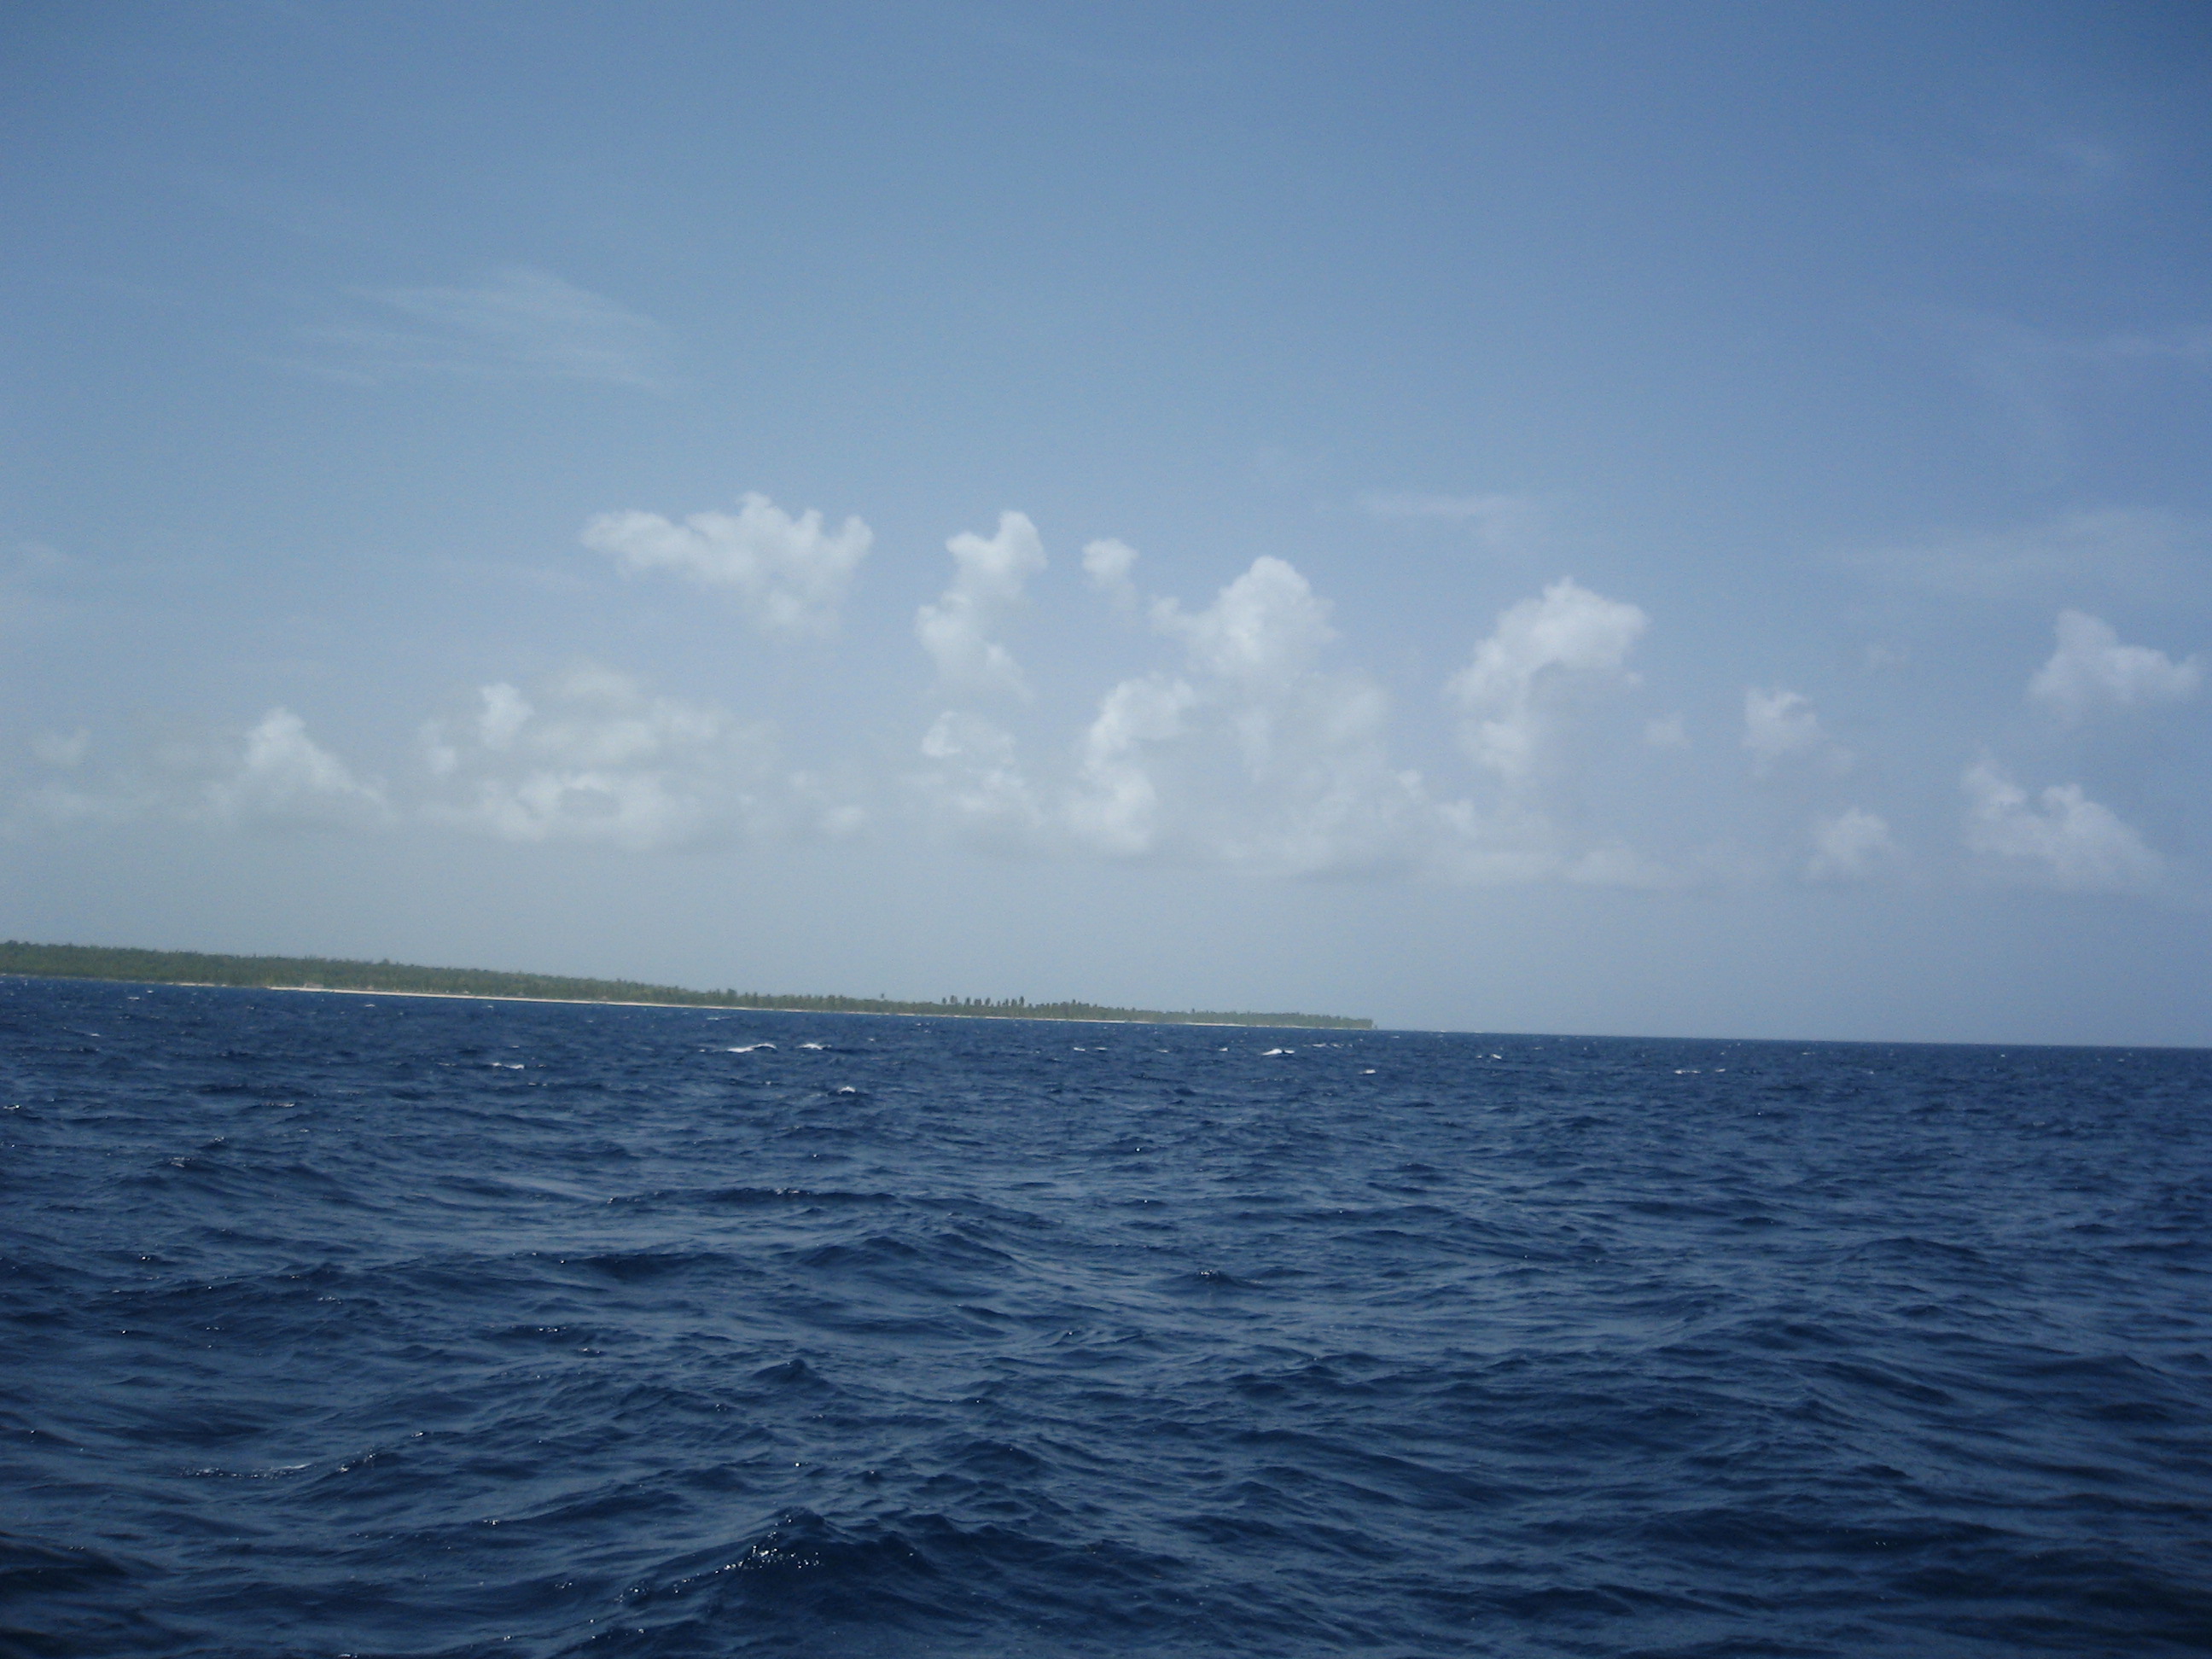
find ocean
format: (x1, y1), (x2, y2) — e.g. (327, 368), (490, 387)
(3, 975), (2209, 1657)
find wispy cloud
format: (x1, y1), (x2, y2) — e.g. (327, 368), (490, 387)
(1360, 492), (1545, 556)
(1935, 129), (2121, 201)
(285, 268), (674, 388)
(1877, 95), (2123, 204)
(1938, 312), (2212, 483)
(1842, 509), (2209, 600)
(1807, 807), (1900, 882)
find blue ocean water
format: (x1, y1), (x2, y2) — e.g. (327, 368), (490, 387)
(3, 977), (2209, 1658)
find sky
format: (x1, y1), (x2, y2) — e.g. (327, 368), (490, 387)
(3, 2), (2209, 1045)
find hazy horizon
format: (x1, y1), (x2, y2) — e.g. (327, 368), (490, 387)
(5, 3), (2209, 1046)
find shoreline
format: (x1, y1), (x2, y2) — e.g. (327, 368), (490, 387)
(0, 942), (1372, 1030)
(148, 981), (1289, 1029)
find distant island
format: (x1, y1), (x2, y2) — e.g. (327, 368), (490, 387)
(0, 941), (1373, 1030)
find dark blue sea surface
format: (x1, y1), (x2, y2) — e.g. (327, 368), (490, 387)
(3, 977), (2210, 1657)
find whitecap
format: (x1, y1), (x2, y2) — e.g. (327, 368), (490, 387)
(725, 1043), (777, 1053)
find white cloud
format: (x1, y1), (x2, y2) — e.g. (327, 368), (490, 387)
(1360, 492), (1545, 554)
(203, 708), (391, 830)
(1067, 674), (1196, 856)
(1644, 714), (1689, 748)
(1053, 556), (1427, 876)
(1961, 759), (2163, 893)
(1807, 807), (1898, 881)
(8, 712), (387, 834)
(476, 682), (533, 748)
(1417, 579), (1678, 886)
(291, 268), (674, 388)
(201, 555), (1673, 889)
(916, 512), (1046, 695)
(1444, 579), (1647, 783)
(421, 666), (807, 851)
(1151, 556), (1335, 692)
(1081, 537), (1140, 605)
(1743, 685), (1849, 773)
(582, 492), (872, 635)
(2028, 610), (2200, 725)
(1061, 559), (1658, 884)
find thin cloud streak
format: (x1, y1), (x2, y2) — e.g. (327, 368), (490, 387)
(282, 268), (675, 388)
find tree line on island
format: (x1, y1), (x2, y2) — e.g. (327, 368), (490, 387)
(0, 941), (1373, 1029)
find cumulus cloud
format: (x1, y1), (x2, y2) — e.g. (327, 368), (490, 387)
(1743, 686), (1850, 774)
(917, 512), (1046, 695)
(8, 711), (387, 834)
(1057, 558), (1664, 884)
(917, 543), (1396, 870)
(202, 709), (391, 830)
(1444, 579), (1646, 783)
(582, 492), (872, 635)
(1066, 674), (1196, 856)
(420, 667), (830, 851)
(1053, 556), (1426, 876)
(289, 268), (674, 388)
(2028, 610), (2201, 725)
(1410, 579), (1678, 885)
(1961, 759), (2163, 893)
(1807, 807), (1898, 881)
(1151, 556), (1335, 693)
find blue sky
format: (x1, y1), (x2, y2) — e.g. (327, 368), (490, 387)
(4, 2), (2209, 1043)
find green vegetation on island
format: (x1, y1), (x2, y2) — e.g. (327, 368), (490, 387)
(0, 940), (1373, 1030)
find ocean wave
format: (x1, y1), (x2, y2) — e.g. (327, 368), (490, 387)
(3, 977), (2209, 1656)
